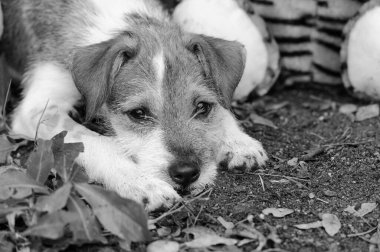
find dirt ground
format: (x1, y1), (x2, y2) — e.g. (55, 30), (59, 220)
(153, 84), (380, 252)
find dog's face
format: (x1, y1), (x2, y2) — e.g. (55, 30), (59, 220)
(72, 19), (246, 194)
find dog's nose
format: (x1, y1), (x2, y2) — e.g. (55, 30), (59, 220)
(169, 162), (200, 186)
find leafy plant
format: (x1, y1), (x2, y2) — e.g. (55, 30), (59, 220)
(0, 131), (150, 251)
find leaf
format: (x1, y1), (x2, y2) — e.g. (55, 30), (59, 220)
(249, 113), (278, 129)
(23, 211), (72, 239)
(0, 169), (48, 193)
(34, 183), (72, 213)
(321, 213), (341, 236)
(184, 226), (237, 248)
(26, 139), (54, 184)
(294, 221), (323, 230)
(287, 157), (298, 167)
(339, 104), (358, 114)
(369, 232), (380, 252)
(344, 202), (378, 217)
(52, 131), (84, 182)
(0, 135), (18, 164)
(217, 216), (235, 230)
(147, 240), (180, 252)
(74, 183), (150, 242)
(355, 104), (379, 121)
(66, 194), (106, 244)
(262, 208), (294, 218)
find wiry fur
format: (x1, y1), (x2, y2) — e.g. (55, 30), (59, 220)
(1, 0), (268, 210)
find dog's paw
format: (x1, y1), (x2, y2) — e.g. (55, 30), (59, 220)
(218, 134), (268, 172)
(112, 177), (181, 211)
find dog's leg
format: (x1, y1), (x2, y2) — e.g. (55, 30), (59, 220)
(217, 109), (268, 171)
(12, 62), (180, 210)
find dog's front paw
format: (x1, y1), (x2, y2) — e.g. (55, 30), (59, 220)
(218, 133), (268, 172)
(112, 177), (181, 211)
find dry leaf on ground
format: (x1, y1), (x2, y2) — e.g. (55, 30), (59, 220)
(321, 214), (341, 236)
(294, 221), (323, 230)
(355, 104), (380, 121)
(184, 226), (237, 248)
(147, 240), (180, 252)
(344, 203), (378, 217)
(262, 208), (294, 218)
(339, 104), (358, 114)
(249, 113), (278, 129)
(218, 216), (235, 230)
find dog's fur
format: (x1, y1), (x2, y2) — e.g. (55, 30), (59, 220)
(1, 0), (268, 210)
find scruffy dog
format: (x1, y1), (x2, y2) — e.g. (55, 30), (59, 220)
(1, 0), (268, 210)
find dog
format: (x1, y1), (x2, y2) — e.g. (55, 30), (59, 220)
(1, 0), (268, 210)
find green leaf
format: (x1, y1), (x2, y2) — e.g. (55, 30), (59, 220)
(66, 194), (106, 244)
(0, 169), (48, 194)
(22, 211), (72, 239)
(26, 139), (54, 184)
(74, 183), (150, 242)
(52, 131), (84, 182)
(34, 183), (72, 213)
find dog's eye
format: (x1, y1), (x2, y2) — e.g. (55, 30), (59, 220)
(126, 108), (151, 122)
(194, 102), (213, 118)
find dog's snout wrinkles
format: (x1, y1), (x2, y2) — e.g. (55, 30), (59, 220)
(169, 161), (200, 186)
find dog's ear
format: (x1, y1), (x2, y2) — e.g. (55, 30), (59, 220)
(72, 34), (138, 121)
(187, 35), (246, 107)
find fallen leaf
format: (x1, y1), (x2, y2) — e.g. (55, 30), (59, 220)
(355, 104), (379, 121)
(184, 226), (237, 248)
(369, 232), (380, 252)
(74, 183), (150, 242)
(321, 213), (341, 236)
(344, 203), (378, 217)
(249, 113), (278, 129)
(156, 227), (172, 237)
(323, 190), (337, 197)
(147, 240), (180, 252)
(287, 157), (298, 167)
(339, 104), (358, 114)
(262, 208), (294, 218)
(217, 216), (235, 230)
(34, 183), (72, 213)
(26, 139), (54, 184)
(294, 221), (323, 230)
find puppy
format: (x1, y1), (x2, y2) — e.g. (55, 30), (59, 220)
(1, 0), (268, 210)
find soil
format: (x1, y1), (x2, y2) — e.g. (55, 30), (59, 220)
(154, 84), (380, 252)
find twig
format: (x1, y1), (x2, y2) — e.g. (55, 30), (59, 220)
(299, 146), (326, 161)
(149, 203), (184, 224)
(258, 174), (265, 192)
(2, 79), (12, 117)
(149, 188), (213, 225)
(192, 205), (204, 227)
(315, 198), (329, 204)
(34, 100), (50, 143)
(322, 140), (374, 147)
(247, 172), (310, 182)
(347, 226), (378, 238)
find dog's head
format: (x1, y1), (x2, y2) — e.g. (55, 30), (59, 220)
(72, 18), (246, 194)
